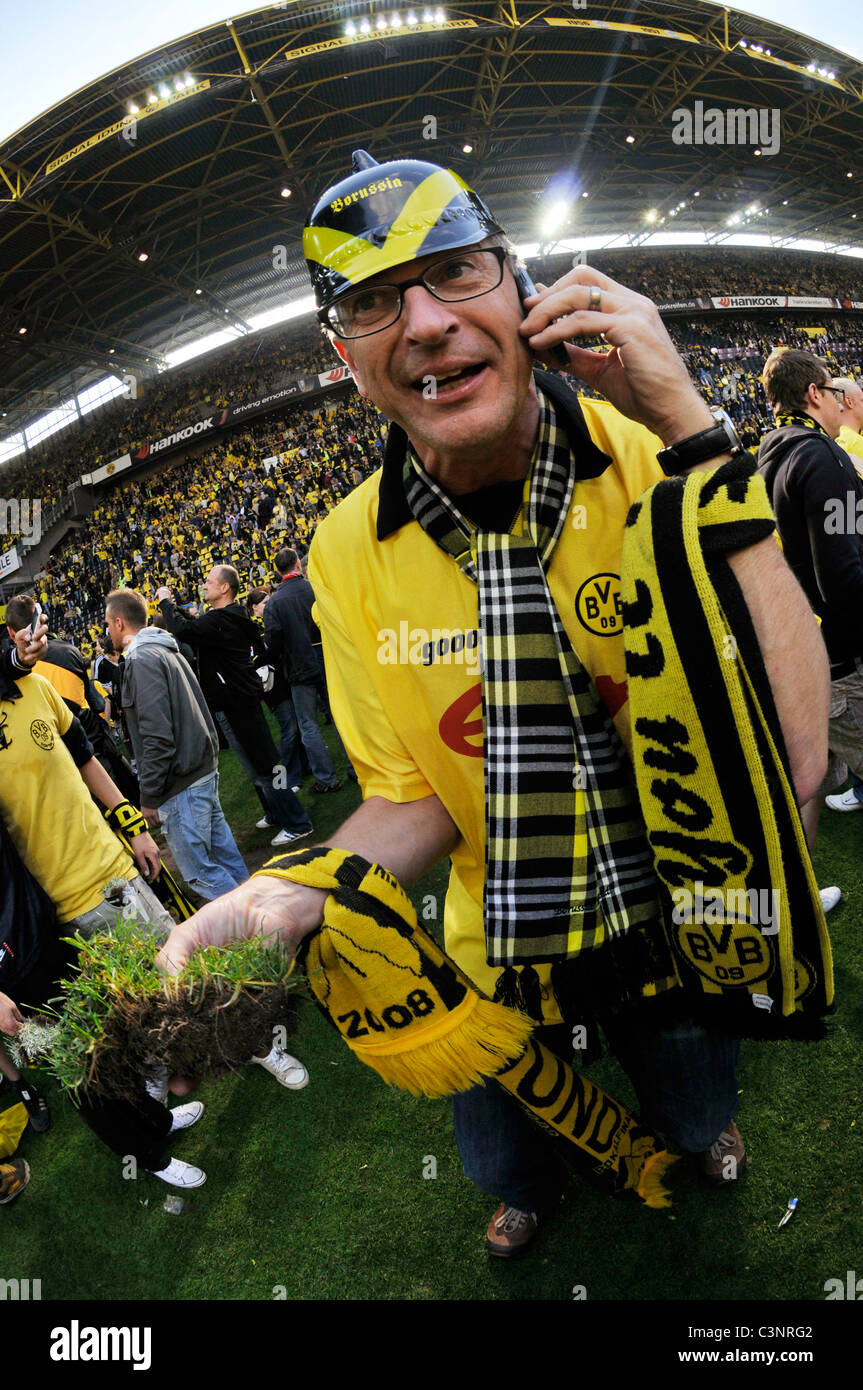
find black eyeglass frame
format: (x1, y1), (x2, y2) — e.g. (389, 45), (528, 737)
(819, 384), (846, 402)
(318, 245), (511, 340)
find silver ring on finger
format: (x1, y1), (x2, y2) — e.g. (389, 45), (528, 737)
(588, 285), (602, 312)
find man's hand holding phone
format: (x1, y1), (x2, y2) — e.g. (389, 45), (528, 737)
(518, 263), (714, 446)
(13, 607), (49, 668)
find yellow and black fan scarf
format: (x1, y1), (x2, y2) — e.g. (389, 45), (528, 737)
(621, 452), (832, 1035)
(262, 846), (677, 1208)
(771, 412), (831, 435)
(403, 389), (831, 1037)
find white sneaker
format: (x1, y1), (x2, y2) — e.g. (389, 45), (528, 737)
(825, 789), (863, 812)
(251, 1046), (310, 1090)
(819, 886), (842, 914)
(256, 816), (274, 829)
(145, 1066), (170, 1106)
(151, 1157), (207, 1188)
(169, 1101), (205, 1133)
(270, 828), (313, 847)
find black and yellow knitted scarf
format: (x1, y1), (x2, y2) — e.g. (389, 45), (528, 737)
(771, 412), (831, 436)
(621, 454), (833, 1035)
(260, 846), (677, 1208)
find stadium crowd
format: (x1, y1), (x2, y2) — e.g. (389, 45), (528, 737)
(6, 245), (863, 517)
(536, 244), (863, 303)
(1, 319), (325, 504)
(29, 393), (384, 652)
(5, 311), (863, 603)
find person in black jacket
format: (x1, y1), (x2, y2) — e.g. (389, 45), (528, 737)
(93, 636), (121, 710)
(263, 547), (342, 793)
(155, 566), (314, 848)
(758, 347), (863, 904)
(246, 587), (312, 810)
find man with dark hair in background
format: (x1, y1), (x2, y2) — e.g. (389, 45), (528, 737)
(759, 348), (863, 900)
(93, 635), (121, 712)
(155, 566), (314, 848)
(263, 546), (342, 794)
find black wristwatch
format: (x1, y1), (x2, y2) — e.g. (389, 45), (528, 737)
(656, 409), (746, 476)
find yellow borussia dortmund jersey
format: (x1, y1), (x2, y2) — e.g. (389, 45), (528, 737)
(309, 394), (665, 1017)
(0, 674), (135, 922)
(837, 425), (863, 477)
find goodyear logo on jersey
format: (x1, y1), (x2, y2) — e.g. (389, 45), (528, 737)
(575, 572), (622, 637)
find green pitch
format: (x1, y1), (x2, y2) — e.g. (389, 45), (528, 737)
(1, 726), (861, 1301)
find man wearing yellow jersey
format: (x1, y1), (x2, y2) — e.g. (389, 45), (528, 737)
(0, 616), (212, 1188)
(159, 153), (830, 1255)
(832, 375), (863, 477)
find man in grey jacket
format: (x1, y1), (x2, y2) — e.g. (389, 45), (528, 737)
(105, 588), (249, 902)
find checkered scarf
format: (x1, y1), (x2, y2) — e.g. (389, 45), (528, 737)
(403, 389), (662, 978)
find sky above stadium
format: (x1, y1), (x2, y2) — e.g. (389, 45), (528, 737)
(3, 0), (863, 146)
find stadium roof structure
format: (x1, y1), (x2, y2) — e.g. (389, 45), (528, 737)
(3, 0), (863, 444)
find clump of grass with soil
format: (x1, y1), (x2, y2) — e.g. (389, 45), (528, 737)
(18, 920), (305, 1101)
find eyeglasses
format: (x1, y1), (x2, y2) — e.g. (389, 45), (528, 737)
(320, 246), (509, 340)
(821, 385), (846, 402)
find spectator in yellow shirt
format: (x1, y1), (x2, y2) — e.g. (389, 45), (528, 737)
(833, 376), (863, 477)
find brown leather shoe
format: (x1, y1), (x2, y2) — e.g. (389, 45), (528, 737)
(698, 1121), (749, 1185)
(486, 1202), (540, 1257)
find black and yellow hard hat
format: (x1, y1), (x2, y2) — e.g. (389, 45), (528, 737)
(303, 149), (505, 309)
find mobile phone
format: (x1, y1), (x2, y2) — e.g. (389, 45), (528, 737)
(16, 601), (43, 642)
(513, 263), (569, 369)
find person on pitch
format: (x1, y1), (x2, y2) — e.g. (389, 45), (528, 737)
(0, 615), (208, 1189)
(758, 350), (863, 863)
(158, 152), (831, 1256)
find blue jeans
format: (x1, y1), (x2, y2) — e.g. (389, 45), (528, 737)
(157, 770), (250, 901)
(850, 773), (863, 803)
(272, 685), (339, 786)
(271, 699), (305, 790)
(453, 1019), (740, 1213)
(214, 708), (313, 835)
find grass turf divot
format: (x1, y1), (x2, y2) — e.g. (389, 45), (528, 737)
(18, 922), (303, 1101)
